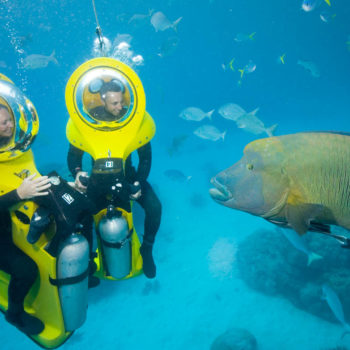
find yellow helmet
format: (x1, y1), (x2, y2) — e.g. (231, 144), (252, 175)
(0, 74), (39, 162)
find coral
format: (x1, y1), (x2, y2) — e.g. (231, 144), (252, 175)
(236, 228), (350, 323)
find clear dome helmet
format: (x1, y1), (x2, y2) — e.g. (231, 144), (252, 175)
(0, 74), (39, 162)
(66, 58), (146, 132)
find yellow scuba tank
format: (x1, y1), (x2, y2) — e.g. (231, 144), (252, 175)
(65, 57), (156, 280)
(0, 75), (90, 348)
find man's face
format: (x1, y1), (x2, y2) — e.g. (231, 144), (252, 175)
(0, 108), (14, 138)
(102, 91), (124, 119)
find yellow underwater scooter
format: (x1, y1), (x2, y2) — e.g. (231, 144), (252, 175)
(0, 74), (94, 348)
(65, 57), (156, 281)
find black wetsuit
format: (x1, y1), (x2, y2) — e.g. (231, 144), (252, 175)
(89, 106), (127, 122)
(0, 190), (38, 314)
(67, 142), (161, 247)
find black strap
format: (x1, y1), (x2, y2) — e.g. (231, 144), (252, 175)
(99, 228), (133, 249)
(49, 266), (89, 287)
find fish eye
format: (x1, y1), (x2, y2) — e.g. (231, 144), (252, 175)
(246, 163), (254, 170)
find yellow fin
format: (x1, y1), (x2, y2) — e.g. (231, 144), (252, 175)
(238, 68), (245, 78)
(229, 58), (235, 71)
(324, 0), (331, 6)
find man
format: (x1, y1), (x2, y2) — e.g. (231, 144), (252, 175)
(0, 104), (51, 334)
(68, 80), (161, 279)
(89, 81), (127, 121)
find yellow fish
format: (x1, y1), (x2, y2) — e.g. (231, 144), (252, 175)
(210, 132), (350, 236)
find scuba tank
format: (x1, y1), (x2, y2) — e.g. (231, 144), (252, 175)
(98, 205), (131, 279)
(54, 233), (89, 332)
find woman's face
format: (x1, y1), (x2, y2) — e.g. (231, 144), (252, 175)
(0, 108), (14, 138)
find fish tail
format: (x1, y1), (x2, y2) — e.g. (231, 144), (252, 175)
(324, 0), (331, 6)
(249, 32), (256, 40)
(50, 50), (59, 65)
(172, 16), (183, 32)
(266, 124), (278, 137)
(229, 58), (235, 71)
(307, 252), (323, 266)
(221, 130), (227, 141)
(206, 109), (215, 120)
(280, 54), (286, 64)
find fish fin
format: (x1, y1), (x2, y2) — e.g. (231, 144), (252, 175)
(206, 109), (215, 120)
(221, 131), (227, 141)
(324, 0), (331, 6)
(249, 107), (260, 116)
(307, 252), (322, 266)
(285, 203), (324, 235)
(266, 124), (278, 137)
(172, 17), (183, 32)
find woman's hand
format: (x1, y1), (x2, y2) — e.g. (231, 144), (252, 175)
(16, 173), (51, 199)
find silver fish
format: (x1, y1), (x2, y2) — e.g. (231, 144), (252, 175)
(297, 59), (320, 78)
(322, 284), (350, 339)
(194, 125), (226, 141)
(218, 103), (246, 121)
(236, 110), (277, 137)
(21, 50), (58, 69)
(150, 11), (182, 32)
(277, 227), (322, 266)
(179, 107), (214, 122)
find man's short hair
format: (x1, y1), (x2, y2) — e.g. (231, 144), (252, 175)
(100, 80), (124, 100)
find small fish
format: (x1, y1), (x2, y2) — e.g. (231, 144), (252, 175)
(320, 11), (336, 22)
(234, 32), (256, 42)
(218, 103), (246, 121)
(322, 284), (350, 339)
(193, 125), (226, 142)
(236, 111), (277, 137)
(301, 0), (331, 12)
(179, 107), (214, 122)
(278, 54), (286, 64)
(164, 169), (192, 182)
(21, 50), (58, 69)
(167, 134), (188, 156)
(297, 59), (320, 78)
(128, 9), (154, 25)
(158, 36), (179, 57)
(277, 227), (322, 266)
(245, 60), (256, 73)
(150, 11), (182, 32)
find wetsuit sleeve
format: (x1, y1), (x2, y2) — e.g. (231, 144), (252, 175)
(0, 189), (21, 209)
(67, 143), (84, 177)
(135, 142), (152, 182)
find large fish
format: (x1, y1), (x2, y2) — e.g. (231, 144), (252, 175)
(209, 132), (350, 236)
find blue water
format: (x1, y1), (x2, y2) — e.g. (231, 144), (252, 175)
(1, 0), (350, 349)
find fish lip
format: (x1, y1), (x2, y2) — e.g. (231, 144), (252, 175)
(209, 178), (233, 202)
